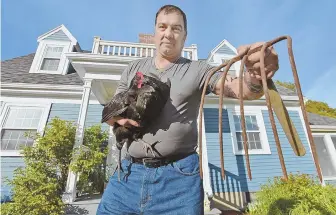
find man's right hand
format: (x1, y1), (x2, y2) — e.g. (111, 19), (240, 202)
(106, 116), (140, 127)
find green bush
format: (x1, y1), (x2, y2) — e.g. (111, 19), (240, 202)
(70, 124), (109, 196)
(1, 165), (65, 215)
(246, 173), (336, 215)
(1, 118), (110, 214)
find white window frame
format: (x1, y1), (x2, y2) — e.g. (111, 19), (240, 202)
(38, 43), (67, 74)
(312, 133), (336, 181)
(40, 45), (64, 72)
(0, 102), (51, 157)
(228, 107), (271, 155)
(29, 40), (72, 75)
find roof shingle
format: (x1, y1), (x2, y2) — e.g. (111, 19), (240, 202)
(1, 53), (83, 85)
(308, 112), (336, 126)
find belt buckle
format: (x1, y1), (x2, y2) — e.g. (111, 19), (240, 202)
(142, 158), (159, 168)
(142, 158), (152, 167)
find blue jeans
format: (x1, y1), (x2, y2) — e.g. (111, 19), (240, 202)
(97, 152), (204, 215)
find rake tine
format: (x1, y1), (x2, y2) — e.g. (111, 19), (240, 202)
(239, 55), (252, 180)
(218, 58), (243, 180)
(285, 36), (323, 183)
(198, 47), (254, 180)
(259, 41), (288, 180)
(198, 61), (231, 179)
(218, 69), (228, 180)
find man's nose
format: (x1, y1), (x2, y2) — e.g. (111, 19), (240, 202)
(164, 27), (173, 39)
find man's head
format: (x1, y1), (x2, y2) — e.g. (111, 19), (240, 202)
(154, 5), (187, 60)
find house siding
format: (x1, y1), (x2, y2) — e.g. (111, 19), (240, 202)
(216, 44), (236, 55)
(1, 103), (108, 202)
(43, 30), (71, 41)
(205, 108), (317, 195)
(47, 103), (81, 124)
(1, 157), (25, 202)
(47, 103), (108, 130)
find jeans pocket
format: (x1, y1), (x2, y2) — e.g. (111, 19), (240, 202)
(173, 153), (200, 176)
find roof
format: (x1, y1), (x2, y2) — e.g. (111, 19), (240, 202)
(273, 84), (297, 96)
(37, 24), (77, 44)
(1, 53), (83, 85)
(1, 53), (298, 97)
(308, 112), (336, 126)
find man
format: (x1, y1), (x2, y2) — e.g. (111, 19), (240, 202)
(97, 4), (279, 215)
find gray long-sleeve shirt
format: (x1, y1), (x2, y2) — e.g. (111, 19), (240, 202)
(114, 57), (221, 158)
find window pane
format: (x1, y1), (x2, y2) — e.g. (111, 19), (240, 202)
(314, 136), (336, 177)
(41, 58), (60, 71)
(7, 140), (18, 150)
(251, 116), (259, 130)
(234, 114), (262, 152)
(237, 141), (243, 150)
(25, 109), (35, 118)
(45, 46), (63, 58)
(4, 108), (18, 127)
(13, 119), (24, 127)
(33, 109), (43, 118)
(4, 107), (43, 130)
(1, 129), (36, 150)
(236, 132), (262, 151)
(233, 114), (259, 131)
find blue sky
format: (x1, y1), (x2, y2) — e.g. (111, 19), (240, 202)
(2, 0), (336, 107)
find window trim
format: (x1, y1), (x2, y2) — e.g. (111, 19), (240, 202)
(312, 133), (336, 181)
(228, 108), (271, 155)
(29, 40), (72, 75)
(38, 43), (66, 74)
(0, 102), (51, 157)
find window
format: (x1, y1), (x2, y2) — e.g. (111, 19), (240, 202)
(234, 115), (262, 151)
(40, 46), (63, 71)
(229, 109), (270, 155)
(313, 134), (336, 179)
(0, 103), (51, 156)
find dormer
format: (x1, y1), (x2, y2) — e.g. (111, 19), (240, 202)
(29, 24), (81, 75)
(207, 39), (241, 77)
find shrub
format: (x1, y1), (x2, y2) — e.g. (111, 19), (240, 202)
(1, 165), (65, 215)
(1, 118), (110, 214)
(246, 173), (336, 215)
(70, 124), (109, 196)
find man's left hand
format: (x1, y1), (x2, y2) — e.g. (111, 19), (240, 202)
(237, 42), (279, 80)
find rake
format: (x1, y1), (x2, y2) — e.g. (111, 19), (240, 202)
(198, 36), (323, 183)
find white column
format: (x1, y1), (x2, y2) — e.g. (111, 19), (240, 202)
(63, 79), (92, 203)
(191, 44), (198, 60)
(197, 110), (214, 212)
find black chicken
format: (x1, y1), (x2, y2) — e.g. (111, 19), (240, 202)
(101, 71), (171, 181)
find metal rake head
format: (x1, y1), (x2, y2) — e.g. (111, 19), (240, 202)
(198, 36), (323, 183)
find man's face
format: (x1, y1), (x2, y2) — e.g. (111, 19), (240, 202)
(154, 11), (186, 59)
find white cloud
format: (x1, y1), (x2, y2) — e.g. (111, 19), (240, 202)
(305, 66), (336, 108)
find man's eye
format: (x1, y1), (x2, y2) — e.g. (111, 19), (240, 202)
(173, 27), (181, 32)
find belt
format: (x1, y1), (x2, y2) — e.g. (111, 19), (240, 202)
(128, 152), (195, 168)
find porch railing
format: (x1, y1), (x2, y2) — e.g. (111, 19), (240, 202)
(91, 36), (198, 60)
